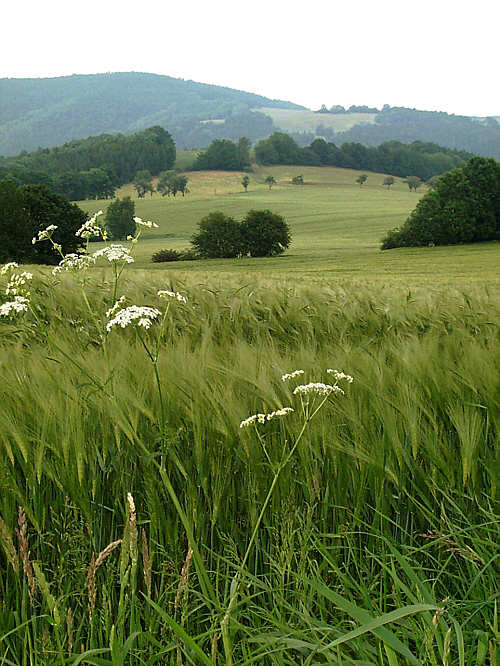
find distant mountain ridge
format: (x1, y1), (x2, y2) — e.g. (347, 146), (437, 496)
(0, 72), (304, 156)
(1, 72), (499, 160)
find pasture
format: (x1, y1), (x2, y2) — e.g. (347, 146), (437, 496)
(78, 165), (500, 284)
(254, 108), (378, 133)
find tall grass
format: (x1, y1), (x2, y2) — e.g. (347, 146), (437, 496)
(0, 271), (498, 664)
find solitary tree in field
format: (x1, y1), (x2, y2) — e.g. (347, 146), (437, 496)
(241, 175), (250, 192)
(383, 176), (395, 189)
(265, 175), (276, 190)
(292, 175), (304, 185)
(134, 170), (154, 198)
(406, 176), (422, 192)
(356, 174), (367, 187)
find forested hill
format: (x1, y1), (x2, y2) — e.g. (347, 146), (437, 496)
(0, 72), (303, 156)
(333, 107), (500, 160)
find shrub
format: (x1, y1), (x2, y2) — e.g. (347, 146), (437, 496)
(152, 248), (184, 262)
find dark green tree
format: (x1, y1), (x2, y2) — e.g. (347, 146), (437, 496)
(241, 175), (250, 192)
(191, 212), (244, 258)
(237, 137), (252, 169)
(240, 209), (291, 257)
(356, 174), (368, 186)
(381, 157), (500, 249)
(105, 197), (136, 240)
(193, 140), (240, 171)
(292, 175), (304, 185)
(383, 176), (395, 189)
(0, 180), (86, 264)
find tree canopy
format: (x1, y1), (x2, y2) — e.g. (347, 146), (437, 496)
(0, 126), (175, 201)
(381, 157), (500, 249)
(193, 138), (251, 171)
(0, 179), (86, 264)
(240, 210), (291, 257)
(105, 197), (136, 240)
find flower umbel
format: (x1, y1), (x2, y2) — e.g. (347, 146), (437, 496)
(76, 211), (105, 240)
(240, 407), (294, 428)
(134, 216), (159, 229)
(32, 224), (58, 244)
(106, 305), (162, 332)
(157, 290), (187, 304)
(93, 245), (134, 264)
(281, 369), (305, 382)
(52, 254), (96, 275)
(0, 296), (29, 317)
(0, 262), (19, 275)
(327, 369), (354, 383)
(293, 382), (345, 396)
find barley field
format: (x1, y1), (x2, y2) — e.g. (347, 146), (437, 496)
(0, 170), (498, 664)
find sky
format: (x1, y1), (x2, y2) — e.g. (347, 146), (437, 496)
(2, 0), (499, 117)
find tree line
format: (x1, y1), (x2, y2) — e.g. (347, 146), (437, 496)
(0, 126), (176, 201)
(253, 133), (471, 181)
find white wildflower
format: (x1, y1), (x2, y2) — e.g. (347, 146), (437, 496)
(240, 407), (294, 428)
(157, 290), (187, 304)
(52, 253), (95, 275)
(281, 369), (305, 382)
(293, 382), (344, 397)
(32, 224), (57, 244)
(0, 262), (19, 275)
(5, 272), (33, 296)
(76, 211), (104, 239)
(134, 216), (159, 228)
(106, 305), (161, 332)
(92, 245), (134, 264)
(326, 369), (354, 383)
(0, 296), (29, 316)
(105, 296), (126, 318)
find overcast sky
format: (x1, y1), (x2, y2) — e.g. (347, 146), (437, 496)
(2, 0), (498, 116)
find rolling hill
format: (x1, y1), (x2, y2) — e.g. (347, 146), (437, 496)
(0, 72), (303, 156)
(1, 72), (499, 160)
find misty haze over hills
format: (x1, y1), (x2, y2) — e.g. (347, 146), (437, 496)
(0, 72), (499, 159)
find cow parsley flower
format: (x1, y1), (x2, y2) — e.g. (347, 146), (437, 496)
(327, 369), (354, 383)
(5, 272), (33, 296)
(0, 262), (19, 275)
(92, 245), (134, 264)
(76, 211), (104, 239)
(293, 382), (344, 396)
(157, 290), (187, 303)
(106, 305), (161, 332)
(134, 216), (159, 228)
(52, 253), (96, 274)
(0, 296), (29, 317)
(281, 369), (305, 382)
(240, 407), (294, 428)
(32, 224), (58, 244)
(106, 296), (126, 318)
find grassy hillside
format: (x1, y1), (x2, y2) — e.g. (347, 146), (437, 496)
(78, 165), (500, 283)
(256, 108), (377, 132)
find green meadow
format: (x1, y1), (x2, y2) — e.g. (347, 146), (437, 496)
(78, 166), (500, 284)
(0, 165), (498, 664)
